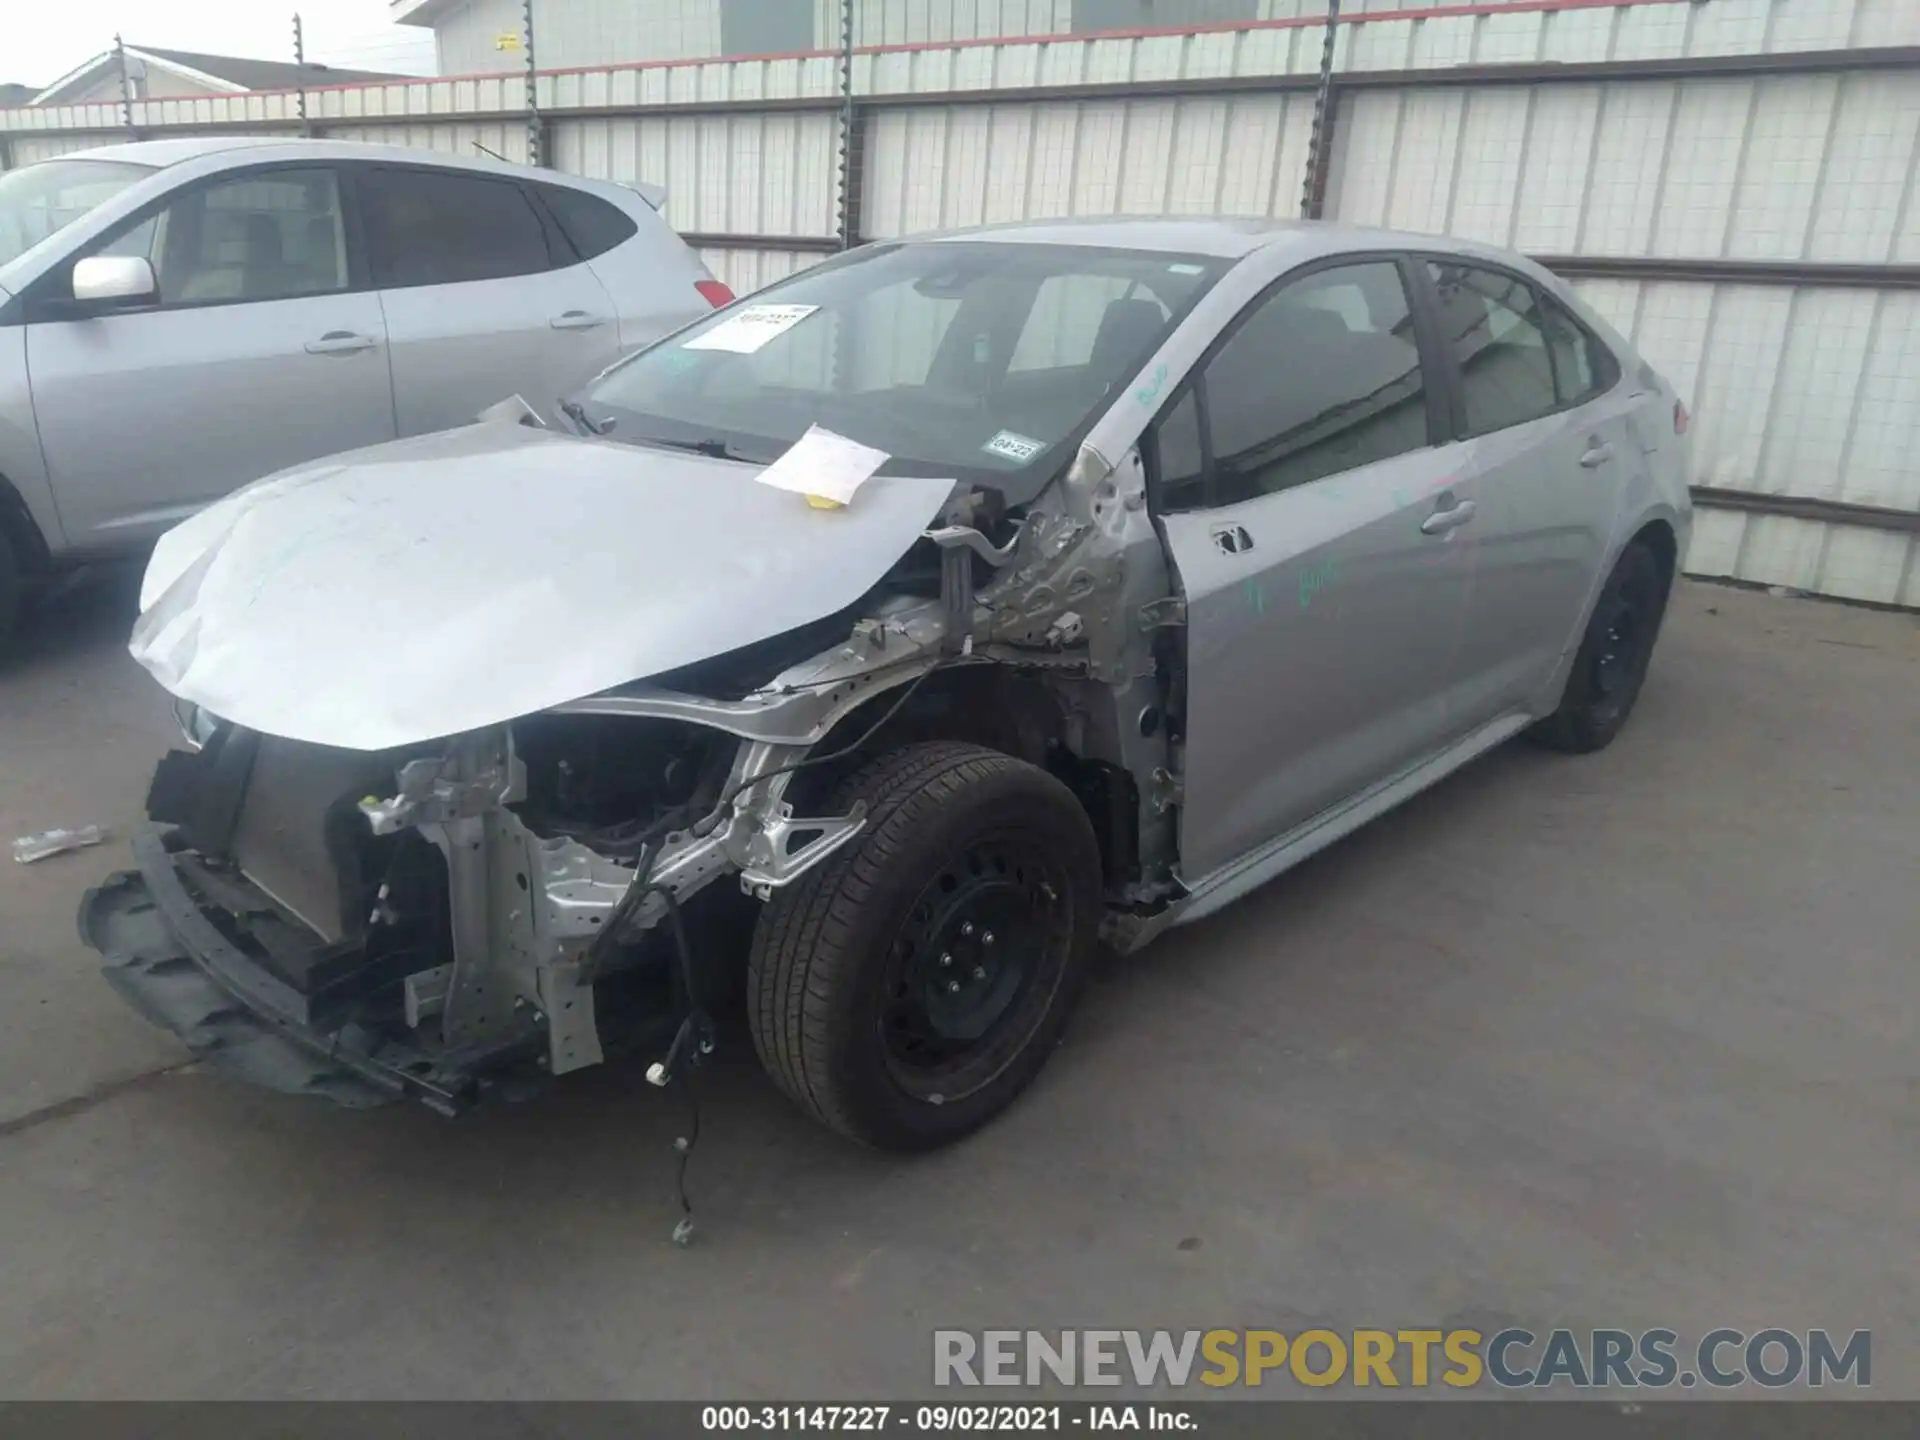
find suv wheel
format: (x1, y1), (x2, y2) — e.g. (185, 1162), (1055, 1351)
(746, 741), (1104, 1150)
(1531, 540), (1670, 754)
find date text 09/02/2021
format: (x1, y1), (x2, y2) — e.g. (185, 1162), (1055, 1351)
(701, 1405), (1188, 1432)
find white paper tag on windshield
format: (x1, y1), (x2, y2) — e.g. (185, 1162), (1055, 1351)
(755, 425), (890, 506)
(683, 303), (819, 354)
(982, 430), (1045, 463)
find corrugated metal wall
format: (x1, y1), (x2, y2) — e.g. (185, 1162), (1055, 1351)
(433, 0), (724, 75)
(1321, 68), (1920, 604)
(4, 0), (1916, 604)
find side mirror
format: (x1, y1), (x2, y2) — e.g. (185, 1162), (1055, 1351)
(71, 255), (157, 307)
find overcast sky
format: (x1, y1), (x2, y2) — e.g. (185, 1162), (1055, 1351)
(12, 0), (439, 88)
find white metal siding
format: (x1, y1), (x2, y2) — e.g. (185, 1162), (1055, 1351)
(695, 246), (826, 294)
(435, 0), (723, 75)
(550, 110), (840, 238)
(2, 134), (105, 166)
(864, 93), (1315, 235)
(4, 0), (1915, 605)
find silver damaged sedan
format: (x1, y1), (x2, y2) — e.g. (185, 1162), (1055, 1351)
(81, 218), (1692, 1154)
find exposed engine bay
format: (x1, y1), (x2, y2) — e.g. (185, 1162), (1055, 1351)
(86, 427), (1188, 1118)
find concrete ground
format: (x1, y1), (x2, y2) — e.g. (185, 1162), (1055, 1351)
(0, 571), (1913, 1400)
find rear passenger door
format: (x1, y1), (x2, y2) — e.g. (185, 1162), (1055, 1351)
(354, 164), (622, 432)
(1416, 260), (1628, 724)
(1150, 257), (1477, 883)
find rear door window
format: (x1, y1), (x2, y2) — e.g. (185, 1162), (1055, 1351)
(537, 182), (639, 261)
(1539, 290), (1618, 405)
(360, 167), (553, 287)
(1424, 260), (1559, 435)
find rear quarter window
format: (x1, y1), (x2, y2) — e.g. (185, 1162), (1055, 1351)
(539, 183), (640, 261)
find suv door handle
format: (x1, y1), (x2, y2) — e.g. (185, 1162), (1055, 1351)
(1420, 498), (1477, 535)
(1211, 524), (1254, 556)
(550, 310), (609, 331)
(304, 330), (378, 355)
(1579, 441), (1615, 468)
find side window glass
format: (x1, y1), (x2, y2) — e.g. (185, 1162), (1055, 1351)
(539, 183), (638, 261)
(1203, 260), (1429, 505)
(1425, 261), (1558, 434)
(1540, 292), (1616, 405)
(1153, 389), (1205, 512)
(362, 168), (552, 287)
(137, 168), (346, 306)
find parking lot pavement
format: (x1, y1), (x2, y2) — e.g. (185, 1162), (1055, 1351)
(0, 575), (1913, 1399)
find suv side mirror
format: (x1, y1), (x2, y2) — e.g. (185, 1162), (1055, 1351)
(71, 255), (157, 308)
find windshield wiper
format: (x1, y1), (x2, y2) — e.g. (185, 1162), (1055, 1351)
(558, 398), (613, 435)
(638, 435), (756, 462)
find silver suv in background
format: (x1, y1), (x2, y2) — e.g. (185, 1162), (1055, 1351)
(0, 136), (731, 650)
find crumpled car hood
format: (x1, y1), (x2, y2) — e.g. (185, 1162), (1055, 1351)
(130, 421), (955, 751)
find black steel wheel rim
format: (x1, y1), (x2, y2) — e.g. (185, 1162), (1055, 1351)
(1589, 570), (1655, 719)
(878, 831), (1073, 1103)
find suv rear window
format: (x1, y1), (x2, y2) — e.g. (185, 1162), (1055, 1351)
(360, 167), (553, 287)
(539, 183), (639, 261)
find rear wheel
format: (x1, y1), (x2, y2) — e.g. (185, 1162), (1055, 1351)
(1532, 540), (1669, 754)
(746, 741), (1104, 1150)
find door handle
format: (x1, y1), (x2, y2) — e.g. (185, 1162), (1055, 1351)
(1579, 441), (1615, 468)
(549, 310), (609, 331)
(304, 330), (378, 355)
(1211, 524), (1255, 556)
(1420, 498), (1477, 535)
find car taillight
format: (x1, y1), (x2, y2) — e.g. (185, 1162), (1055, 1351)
(695, 279), (734, 309)
(1673, 400), (1690, 435)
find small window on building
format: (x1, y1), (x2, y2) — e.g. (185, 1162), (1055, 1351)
(360, 167), (552, 288)
(538, 183), (639, 262)
(719, 0), (815, 58)
(1071, 0), (1262, 37)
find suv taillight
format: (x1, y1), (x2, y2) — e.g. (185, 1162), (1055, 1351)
(1674, 400), (1690, 435)
(695, 279), (734, 308)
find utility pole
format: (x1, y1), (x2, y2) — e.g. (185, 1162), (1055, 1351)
(523, 0), (542, 166)
(836, 0), (856, 248)
(113, 33), (137, 140)
(1300, 0), (1343, 219)
(293, 13), (311, 135)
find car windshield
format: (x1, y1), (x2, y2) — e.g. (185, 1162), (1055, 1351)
(0, 158), (156, 269)
(583, 240), (1228, 501)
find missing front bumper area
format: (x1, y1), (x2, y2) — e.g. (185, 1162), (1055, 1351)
(81, 833), (470, 1112)
(82, 714), (873, 1113)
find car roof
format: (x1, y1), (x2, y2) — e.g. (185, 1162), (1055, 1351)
(55, 135), (665, 209)
(60, 135), (298, 168)
(901, 215), (1544, 272)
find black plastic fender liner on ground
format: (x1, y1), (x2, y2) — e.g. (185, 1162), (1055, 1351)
(76, 832), (437, 1110)
(81, 868), (395, 1108)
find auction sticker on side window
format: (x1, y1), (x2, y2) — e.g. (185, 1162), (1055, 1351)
(981, 430), (1046, 463)
(683, 303), (818, 354)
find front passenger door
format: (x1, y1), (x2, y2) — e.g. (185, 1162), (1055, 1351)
(1152, 258), (1478, 883)
(26, 165), (395, 549)
(356, 165), (623, 433)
